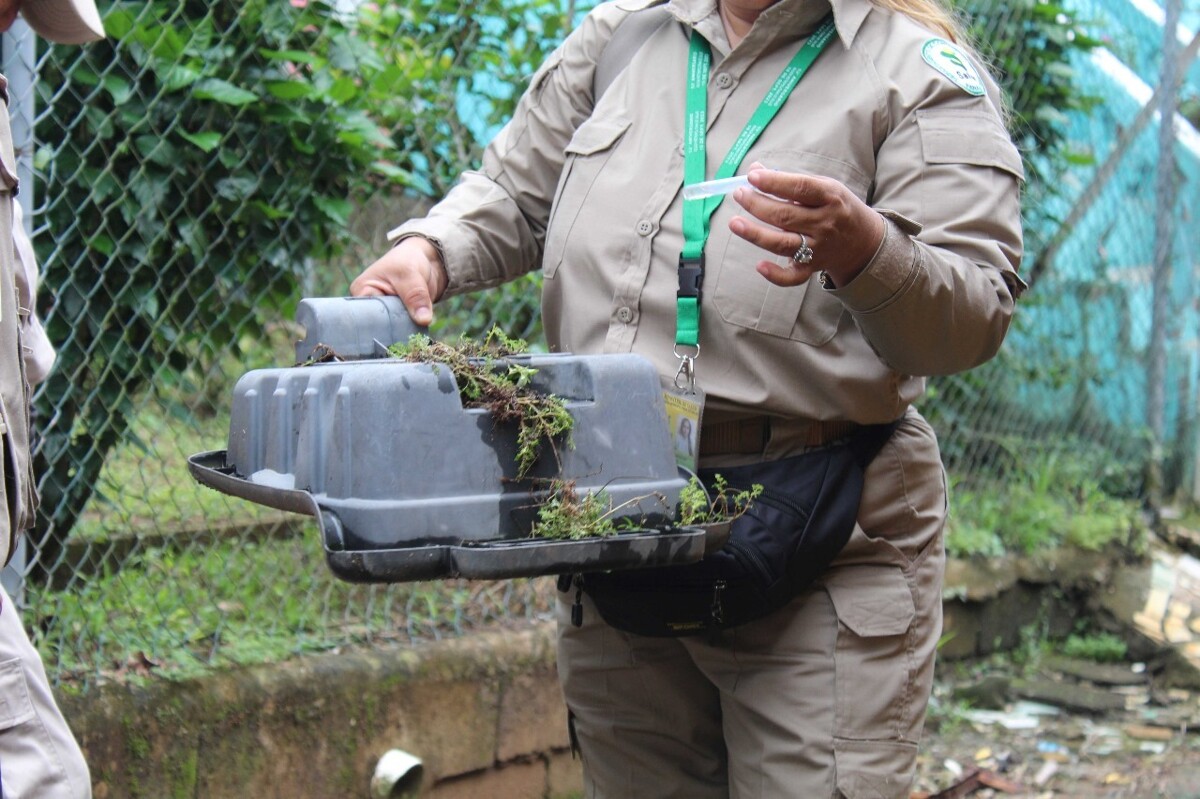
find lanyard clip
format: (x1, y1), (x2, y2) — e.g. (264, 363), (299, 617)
(673, 343), (700, 393)
(677, 254), (704, 301)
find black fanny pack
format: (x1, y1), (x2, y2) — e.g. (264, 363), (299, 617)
(560, 420), (900, 637)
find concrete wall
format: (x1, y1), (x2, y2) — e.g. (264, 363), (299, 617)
(61, 625), (582, 799)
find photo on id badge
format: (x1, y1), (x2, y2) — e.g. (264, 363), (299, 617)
(663, 390), (702, 474)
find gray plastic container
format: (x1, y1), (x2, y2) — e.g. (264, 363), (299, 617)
(188, 296), (703, 582)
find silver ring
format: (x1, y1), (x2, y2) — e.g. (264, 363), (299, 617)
(792, 234), (814, 265)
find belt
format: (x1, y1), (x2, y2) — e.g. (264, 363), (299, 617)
(698, 416), (861, 456)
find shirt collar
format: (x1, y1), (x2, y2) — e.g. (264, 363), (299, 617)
(660, 0), (870, 49)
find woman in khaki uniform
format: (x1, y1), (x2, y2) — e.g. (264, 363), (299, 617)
(2, 5), (105, 798)
(353, 0), (1023, 795)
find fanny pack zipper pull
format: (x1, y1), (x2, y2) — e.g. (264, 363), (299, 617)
(711, 579), (726, 626)
(572, 576), (585, 627)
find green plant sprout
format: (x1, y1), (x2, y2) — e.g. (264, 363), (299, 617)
(533, 475), (763, 540)
(530, 481), (638, 541)
(678, 475), (763, 527)
(387, 328), (573, 480)
(387, 328), (763, 540)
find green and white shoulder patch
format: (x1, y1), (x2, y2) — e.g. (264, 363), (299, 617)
(921, 39), (986, 96)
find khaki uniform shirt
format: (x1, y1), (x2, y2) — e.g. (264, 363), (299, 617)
(0, 73), (37, 566)
(390, 0), (1024, 428)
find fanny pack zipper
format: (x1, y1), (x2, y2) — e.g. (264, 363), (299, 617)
(744, 484), (810, 522)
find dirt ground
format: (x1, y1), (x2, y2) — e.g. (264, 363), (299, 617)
(913, 658), (1200, 799)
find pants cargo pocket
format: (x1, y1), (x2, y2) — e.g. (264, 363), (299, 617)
(833, 738), (919, 799)
(0, 655), (84, 799)
(825, 564), (922, 798)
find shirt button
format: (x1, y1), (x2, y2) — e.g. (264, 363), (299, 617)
(715, 72), (734, 89)
(616, 306), (634, 323)
(636, 220), (654, 236)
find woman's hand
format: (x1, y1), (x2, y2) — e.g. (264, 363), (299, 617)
(729, 164), (885, 288)
(349, 236), (448, 326)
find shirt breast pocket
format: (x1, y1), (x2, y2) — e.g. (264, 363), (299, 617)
(710, 151), (869, 345)
(543, 114), (631, 279)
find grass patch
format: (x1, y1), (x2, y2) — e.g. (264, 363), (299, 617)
(946, 450), (1144, 559)
(32, 534), (555, 684)
(1061, 631), (1128, 663)
(71, 406), (283, 543)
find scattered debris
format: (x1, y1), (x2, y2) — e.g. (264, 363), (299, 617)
(1033, 760), (1059, 786)
(913, 765), (1028, 798)
(919, 654), (1199, 797)
(1123, 723), (1176, 742)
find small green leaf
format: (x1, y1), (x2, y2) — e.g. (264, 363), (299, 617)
(216, 176), (259, 202)
(102, 75), (134, 104)
(192, 79), (259, 107)
(163, 65), (204, 93)
(312, 195), (352, 226)
(179, 131), (222, 152)
(250, 201), (290, 221)
(259, 49), (323, 66)
(370, 161), (417, 184)
(265, 80), (316, 101)
(88, 235), (115, 256)
(328, 76), (358, 103)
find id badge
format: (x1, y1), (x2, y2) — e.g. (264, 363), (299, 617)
(662, 380), (705, 475)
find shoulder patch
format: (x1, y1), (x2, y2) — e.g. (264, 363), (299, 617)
(921, 39), (986, 96)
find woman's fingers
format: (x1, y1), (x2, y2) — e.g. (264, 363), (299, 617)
(729, 212), (813, 261)
(756, 258), (818, 287)
(730, 168), (885, 286)
(746, 167), (832, 208)
(349, 237), (447, 326)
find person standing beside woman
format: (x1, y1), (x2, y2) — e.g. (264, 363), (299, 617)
(352, 0), (1023, 795)
(1, 1), (105, 797)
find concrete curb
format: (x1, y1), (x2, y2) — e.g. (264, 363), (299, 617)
(61, 623), (580, 799)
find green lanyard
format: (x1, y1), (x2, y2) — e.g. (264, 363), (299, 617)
(676, 14), (837, 363)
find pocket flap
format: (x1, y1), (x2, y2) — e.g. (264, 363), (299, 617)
(0, 657), (35, 729)
(916, 109), (1024, 180)
(564, 115), (631, 157)
(824, 565), (915, 637)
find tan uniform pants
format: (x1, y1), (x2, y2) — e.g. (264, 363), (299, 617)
(557, 410), (946, 799)
(0, 585), (92, 799)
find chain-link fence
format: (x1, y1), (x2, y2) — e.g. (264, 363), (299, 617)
(2, 0), (1197, 687)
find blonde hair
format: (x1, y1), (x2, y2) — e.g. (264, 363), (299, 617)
(870, 0), (971, 44)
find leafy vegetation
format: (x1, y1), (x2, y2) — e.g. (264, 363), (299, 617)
(386, 329), (574, 479)
(532, 475), (762, 540)
(956, 0), (1102, 254)
(946, 450), (1145, 559)
(532, 482), (628, 541)
(677, 475), (763, 528)
(33, 0), (577, 563)
(71, 407), (284, 543)
(1061, 631), (1128, 663)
